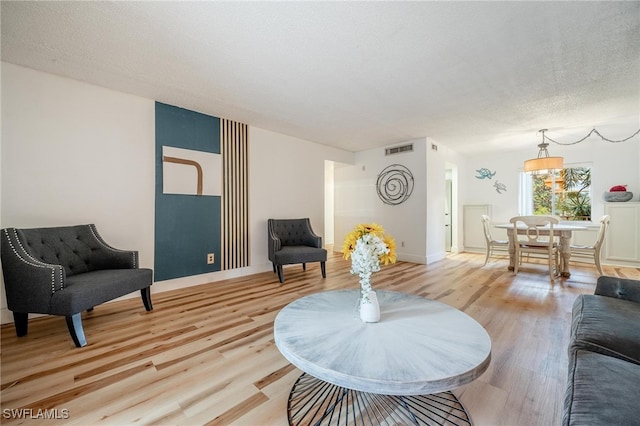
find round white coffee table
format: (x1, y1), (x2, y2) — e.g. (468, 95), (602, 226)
(274, 289), (492, 425)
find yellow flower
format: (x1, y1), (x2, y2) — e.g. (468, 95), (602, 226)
(342, 223), (396, 265)
(359, 222), (384, 237)
(341, 233), (358, 260)
(380, 235), (397, 265)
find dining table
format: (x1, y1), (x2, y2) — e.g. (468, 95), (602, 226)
(494, 223), (588, 277)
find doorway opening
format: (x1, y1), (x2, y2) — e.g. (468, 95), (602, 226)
(445, 163), (458, 254)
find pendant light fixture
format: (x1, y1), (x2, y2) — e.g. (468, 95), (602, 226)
(523, 129), (564, 174)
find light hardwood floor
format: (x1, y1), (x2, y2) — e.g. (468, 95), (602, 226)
(2, 252), (639, 426)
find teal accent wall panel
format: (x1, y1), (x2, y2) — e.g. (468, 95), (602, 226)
(155, 102), (221, 281)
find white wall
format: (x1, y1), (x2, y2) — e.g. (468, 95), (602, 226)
(462, 136), (640, 243)
(249, 127), (353, 267)
(324, 160), (335, 246)
(463, 138), (640, 223)
(1, 64), (156, 249)
(1, 63), (156, 323)
(334, 139), (429, 264)
(429, 140), (468, 261)
(0, 63), (354, 323)
(445, 148), (468, 254)
(426, 139), (447, 263)
(3, 61), (636, 324)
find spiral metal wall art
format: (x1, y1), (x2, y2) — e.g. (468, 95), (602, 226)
(376, 164), (414, 205)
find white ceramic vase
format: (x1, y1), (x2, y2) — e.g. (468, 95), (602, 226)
(359, 290), (380, 323)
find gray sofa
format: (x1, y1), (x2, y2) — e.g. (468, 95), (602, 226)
(563, 276), (640, 425)
(1, 224), (153, 347)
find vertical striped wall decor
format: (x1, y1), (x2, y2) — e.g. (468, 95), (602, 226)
(221, 119), (250, 270)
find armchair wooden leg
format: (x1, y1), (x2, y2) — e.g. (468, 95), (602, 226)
(302, 263), (306, 271)
(321, 261), (326, 278)
(65, 313), (87, 347)
(13, 312), (28, 337)
(141, 287), (153, 311)
(277, 265), (285, 283)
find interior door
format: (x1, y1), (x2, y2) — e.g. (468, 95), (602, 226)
(445, 179), (452, 252)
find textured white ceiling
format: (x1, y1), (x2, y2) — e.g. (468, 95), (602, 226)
(2, 1), (639, 154)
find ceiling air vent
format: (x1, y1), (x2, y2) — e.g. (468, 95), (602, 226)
(385, 143), (413, 156)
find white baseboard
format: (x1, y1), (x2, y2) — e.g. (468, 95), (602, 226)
(397, 254), (427, 264)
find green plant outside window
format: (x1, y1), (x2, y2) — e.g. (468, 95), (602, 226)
(532, 167), (591, 221)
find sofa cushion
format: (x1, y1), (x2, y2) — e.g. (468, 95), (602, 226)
(570, 294), (640, 365)
(563, 350), (640, 425)
(49, 269), (152, 315)
(274, 246), (327, 265)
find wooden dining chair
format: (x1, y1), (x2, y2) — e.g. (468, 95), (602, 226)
(481, 215), (509, 265)
(568, 215), (610, 275)
(510, 215), (560, 280)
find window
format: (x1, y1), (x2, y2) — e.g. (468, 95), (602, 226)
(520, 165), (592, 221)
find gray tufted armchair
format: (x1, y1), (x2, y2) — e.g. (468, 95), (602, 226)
(1, 224), (153, 347)
(268, 218), (327, 283)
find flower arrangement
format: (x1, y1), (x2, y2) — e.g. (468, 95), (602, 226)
(342, 223), (397, 300)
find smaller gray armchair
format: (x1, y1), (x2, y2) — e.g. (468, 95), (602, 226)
(1, 224), (153, 347)
(268, 218), (327, 283)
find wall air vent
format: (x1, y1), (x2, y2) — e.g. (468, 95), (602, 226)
(385, 144), (413, 156)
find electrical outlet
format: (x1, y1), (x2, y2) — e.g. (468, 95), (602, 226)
(207, 253), (215, 264)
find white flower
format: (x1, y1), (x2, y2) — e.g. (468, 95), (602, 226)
(350, 234), (390, 299)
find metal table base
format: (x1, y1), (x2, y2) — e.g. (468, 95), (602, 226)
(287, 373), (472, 426)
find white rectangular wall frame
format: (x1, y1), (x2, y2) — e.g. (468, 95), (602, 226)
(604, 202), (640, 266)
(463, 204), (491, 252)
